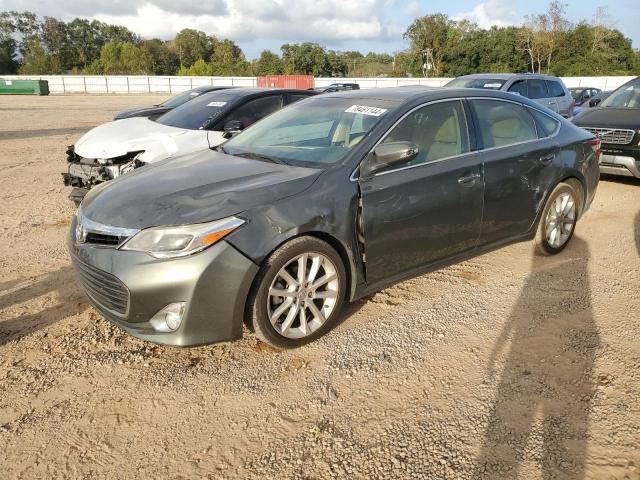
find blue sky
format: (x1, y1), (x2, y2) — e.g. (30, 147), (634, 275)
(4, 0), (639, 59)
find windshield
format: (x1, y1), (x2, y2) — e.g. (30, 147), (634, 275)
(156, 90), (240, 129)
(569, 88), (584, 100)
(600, 82), (640, 108)
(160, 89), (203, 108)
(223, 97), (398, 167)
(445, 78), (507, 90)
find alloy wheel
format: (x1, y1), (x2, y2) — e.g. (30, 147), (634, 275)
(267, 252), (340, 339)
(545, 192), (576, 249)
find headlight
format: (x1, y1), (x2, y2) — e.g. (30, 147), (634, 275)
(120, 216), (244, 258)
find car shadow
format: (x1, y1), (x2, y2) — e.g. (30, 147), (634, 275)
(0, 266), (88, 346)
(474, 237), (598, 479)
(0, 127), (90, 141)
(635, 210), (640, 257)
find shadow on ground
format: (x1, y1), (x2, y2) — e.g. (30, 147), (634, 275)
(0, 127), (90, 141)
(0, 266), (88, 346)
(475, 237), (598, 479)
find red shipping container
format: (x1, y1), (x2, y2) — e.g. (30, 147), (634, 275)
(257, 75), (315, 90)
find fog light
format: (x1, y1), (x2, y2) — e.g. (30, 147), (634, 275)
(149, 302), (186, 332)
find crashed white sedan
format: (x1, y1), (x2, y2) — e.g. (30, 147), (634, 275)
(63, 88), (316, 204)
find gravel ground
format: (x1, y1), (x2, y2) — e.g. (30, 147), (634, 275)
(0, 94), (639, 480)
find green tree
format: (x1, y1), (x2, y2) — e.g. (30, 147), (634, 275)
(140, 39), (179, 75)
(177, 58), (211, 76)
(174, 28), (215, 68)
(87, 41), (152, 74)
(18, 38), (61, 74)
(254, 50), (283, 75)
(404, 13), (452, 76)
(209, 39), (249, 75)
(281, 42), (331, 75)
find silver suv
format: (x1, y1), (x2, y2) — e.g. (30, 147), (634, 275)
(445, 74), (574, 118)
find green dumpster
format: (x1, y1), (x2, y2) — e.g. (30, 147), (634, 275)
(0, 79), (50, 95)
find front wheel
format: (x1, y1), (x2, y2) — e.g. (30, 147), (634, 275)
(535, 182), (580, 255)
(247, 236), (346, 348)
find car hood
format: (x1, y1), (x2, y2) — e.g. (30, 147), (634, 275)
(572, 107), (640, 129)
(81, 150), (322, 229)
(114, 106), (170, 120)
(74, 117), (207, 162)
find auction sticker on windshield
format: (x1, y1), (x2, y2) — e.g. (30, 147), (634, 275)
(207, 101), (227, 107)
(345, 105), (388, 117)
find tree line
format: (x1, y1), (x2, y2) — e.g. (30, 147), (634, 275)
(1, 3), (638, 78)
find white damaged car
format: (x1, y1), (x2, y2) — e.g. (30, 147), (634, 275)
(63, 88), (316, 204)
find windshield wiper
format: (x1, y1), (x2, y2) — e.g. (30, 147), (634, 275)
(232, 151), (285, 164)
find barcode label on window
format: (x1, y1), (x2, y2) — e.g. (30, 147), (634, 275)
(345, 105), (388, 117)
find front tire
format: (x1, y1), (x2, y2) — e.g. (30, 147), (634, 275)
(535, 182), (580, 255)
(247, 236), (347, 348)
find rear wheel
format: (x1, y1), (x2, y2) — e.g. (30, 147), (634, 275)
(247, 236), (346, 348)
(535, 182), (580, 255)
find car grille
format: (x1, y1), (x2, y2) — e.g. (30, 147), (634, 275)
(583, 128), (635, 145)
(85, 232), (124, 246)
(71, 256), (129, 316)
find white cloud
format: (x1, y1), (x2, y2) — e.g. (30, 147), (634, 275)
(404, 1), (423, 18)
(453, 0), (519, 29)
(5, 0), (391, 43)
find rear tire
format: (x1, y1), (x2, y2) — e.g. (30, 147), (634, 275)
(246, 236), (346, 349)
(535, 182), (580, 255)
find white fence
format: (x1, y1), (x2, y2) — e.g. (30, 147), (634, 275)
(0, 75), (635, 94)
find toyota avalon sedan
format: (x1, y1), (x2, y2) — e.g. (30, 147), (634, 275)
(69, 87), (600, 348)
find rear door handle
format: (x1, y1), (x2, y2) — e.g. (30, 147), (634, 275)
(458, 172), (481, 185)
(539, 153), (555, 165)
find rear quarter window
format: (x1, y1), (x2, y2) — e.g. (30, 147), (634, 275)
(529, 109), (560, 137)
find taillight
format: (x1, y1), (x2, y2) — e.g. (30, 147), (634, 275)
(588, 137), (601, 158)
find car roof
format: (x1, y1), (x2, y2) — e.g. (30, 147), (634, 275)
(454, 73), (562, 80)
(196, 87), (316, 101)
(191, 85), (234, 93)
(319, 86), (549, 108)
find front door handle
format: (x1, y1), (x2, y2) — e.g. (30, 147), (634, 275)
(539, 153), (555, 165)
(458, 172), (481, 185)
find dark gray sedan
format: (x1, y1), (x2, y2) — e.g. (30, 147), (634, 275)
(69, 87), (600, 348)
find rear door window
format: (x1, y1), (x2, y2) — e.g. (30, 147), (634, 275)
(508, 80), (528, 97)
(471, 100), (538, 148)
(546, 80), (566, 98)
(526, 79), (549, 99)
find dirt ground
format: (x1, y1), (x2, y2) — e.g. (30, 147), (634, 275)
(0, 94), (639, 480)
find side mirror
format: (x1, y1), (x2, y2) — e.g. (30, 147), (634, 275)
(222, 120), (244, 139)
(589, 98), (601, 108)
(361, 142), (419, 178)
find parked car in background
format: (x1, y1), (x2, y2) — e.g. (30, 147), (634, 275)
(570, 87), (602, 116)
(63, 88), (317, 204)
(588, 90), (612, 108)
(113, 86), (234, 120)
(445, 73), (574, 117)
(572, 76), (640, 178)
(313, 83), (360, 93)
(69, 87), (599, 348)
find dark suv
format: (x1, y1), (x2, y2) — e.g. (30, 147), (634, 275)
(446, 74), (574, 117)
(572, 76), (640, 178)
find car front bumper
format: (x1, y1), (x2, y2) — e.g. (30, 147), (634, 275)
(599, 153), (640, 178)
(68, 216), (259, 347)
